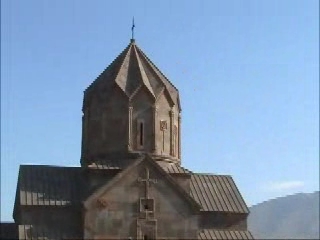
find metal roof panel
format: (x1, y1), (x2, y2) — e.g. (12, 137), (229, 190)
(190, 174), (249, 213)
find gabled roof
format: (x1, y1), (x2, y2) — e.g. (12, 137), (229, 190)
(84, 154), (200, 212)
(198, 229), (254, 239)
(13, 162), (249, 215)
(190, 174), (249, 214)
(84, 40), (180, 110)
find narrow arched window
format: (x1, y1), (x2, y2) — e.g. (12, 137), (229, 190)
(137, 119), (145, 149)
(140, 122), (144, 146)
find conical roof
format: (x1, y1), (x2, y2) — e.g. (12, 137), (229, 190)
(84, 40), (180, 110)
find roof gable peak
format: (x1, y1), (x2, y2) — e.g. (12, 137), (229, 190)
(84, 154), (200, 212)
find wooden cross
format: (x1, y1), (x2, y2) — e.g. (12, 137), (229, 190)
(138, 167), (157, 199)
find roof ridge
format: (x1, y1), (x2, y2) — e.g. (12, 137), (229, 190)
(85, 43), (132, 92)
(135, 45), (179, 92)
(132, 45), (155, 98)
(192, 173), (232, 177)
(114, 44), (135, 97)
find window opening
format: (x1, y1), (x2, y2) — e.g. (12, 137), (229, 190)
(140, 198), (154, 212)
(137, 119), (145, 149)
(140, 122), (144, 146)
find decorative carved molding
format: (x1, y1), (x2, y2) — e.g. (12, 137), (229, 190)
(152, 106), (158, 153)
(173, 125), (178, 157)
(160, 120), (167, 131)
(160, 120), (167, 154)
(173, 125), (178, 135)
(137, 167), (158, 223)
(128, 106), (133, 150)
(170, 108), (175, 156)
(169, 109), (175, 117)
(137, 168), (157, 200)
(96, 198), (108, 209)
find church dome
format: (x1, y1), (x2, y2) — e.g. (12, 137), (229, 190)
(81, 40), (182, 167)
(83, 39), (180, 110)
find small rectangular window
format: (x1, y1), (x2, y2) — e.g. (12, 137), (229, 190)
(140, 198), (154, 212)
(139, 198), (155, 219)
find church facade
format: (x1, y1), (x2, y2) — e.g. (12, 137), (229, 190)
(4, 39), (253, 239)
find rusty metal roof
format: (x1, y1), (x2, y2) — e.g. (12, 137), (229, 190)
(190, 174), (249, 213)
(17, 165), (82, 206)
(198, 229), (254, 239)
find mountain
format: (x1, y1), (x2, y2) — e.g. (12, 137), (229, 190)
(248, 191), (319, 239)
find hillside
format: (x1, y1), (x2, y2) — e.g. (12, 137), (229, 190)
(248, 191), (319, 239)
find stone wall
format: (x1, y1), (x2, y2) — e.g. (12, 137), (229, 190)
(17, 207), (82, 238)
(84, 160), (198, 239)
(200, 212), (248, 230)
(81, 83), (181, 166)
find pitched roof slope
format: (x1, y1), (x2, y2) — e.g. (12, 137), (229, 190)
(84, 40), (180, 109)
(15, 165), (82, 206)
(190, 174), (249, 213)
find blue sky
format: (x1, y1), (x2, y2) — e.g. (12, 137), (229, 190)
(1, 0), (319, 221)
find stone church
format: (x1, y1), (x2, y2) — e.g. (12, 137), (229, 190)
(2, 38), (253, 239)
